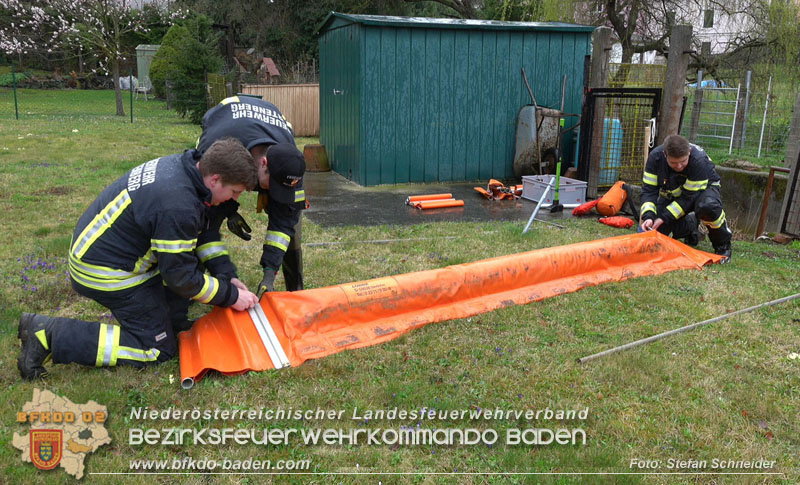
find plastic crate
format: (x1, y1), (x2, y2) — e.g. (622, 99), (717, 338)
(522, 175), (588, 206)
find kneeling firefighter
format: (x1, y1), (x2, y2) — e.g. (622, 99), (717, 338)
(640, 134), (732, 261)
(197, 96), (307, 295)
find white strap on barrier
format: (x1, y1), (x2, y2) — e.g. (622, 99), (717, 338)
(248, 305), (291, 369)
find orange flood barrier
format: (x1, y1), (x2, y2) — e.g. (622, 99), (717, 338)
(406, 193), (453, 205)
(179, 231), (723, 388)
(415, 199), (464, 210)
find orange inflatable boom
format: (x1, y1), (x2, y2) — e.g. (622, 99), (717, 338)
(179, 231), (724, 388)
(406, 193), (453, 205)
(415, 199), (464, 210)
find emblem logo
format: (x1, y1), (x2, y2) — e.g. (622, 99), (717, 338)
(30, 429), (62, 470)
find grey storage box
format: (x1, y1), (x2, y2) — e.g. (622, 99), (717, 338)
(522, 175), (588, 206)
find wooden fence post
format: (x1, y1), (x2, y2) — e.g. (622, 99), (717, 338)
(688, 70), (703, 142)
(778, 90), (800, 235)
(587, 27), (612, 199)
(657, 25), (692, 146)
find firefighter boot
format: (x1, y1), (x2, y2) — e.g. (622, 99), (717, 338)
(17, 313), (55, 380)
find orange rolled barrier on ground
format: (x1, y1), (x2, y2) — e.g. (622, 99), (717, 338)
(597, 180), (628, 216)
(406, 193), (453, 205)
(599, 216), (635, 228)
(178, 231), (724, 388)
(415, 199), (464, 210)
(410, 198), (455, 208)
(573, 199), (599, 216)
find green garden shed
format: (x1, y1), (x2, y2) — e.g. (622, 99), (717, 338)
(318, 12), (594, 186)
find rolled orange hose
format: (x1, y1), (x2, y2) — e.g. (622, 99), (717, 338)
(410, 198), (455, 208)
(406, 193), (453, 205)
(416, 199), (464, 210)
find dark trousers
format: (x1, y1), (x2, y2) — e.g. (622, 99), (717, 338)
(282, 218), (304, 291)
(49, 277), (187, 368)
(656, 185), (731, 249)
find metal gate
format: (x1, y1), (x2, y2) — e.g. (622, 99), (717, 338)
(578, 88), (661, 188)
(684, 84), (740, 151)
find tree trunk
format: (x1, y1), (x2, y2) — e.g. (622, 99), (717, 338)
(611, 40), (635, 87)
(112, 58), (125, 117)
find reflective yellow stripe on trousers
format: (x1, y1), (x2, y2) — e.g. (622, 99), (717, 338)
(96, 323), (159, 366)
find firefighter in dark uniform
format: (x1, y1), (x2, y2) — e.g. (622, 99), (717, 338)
(197, 96), (306, 295)
(17, 139), (260, 380)
(640, 134), (732, 261)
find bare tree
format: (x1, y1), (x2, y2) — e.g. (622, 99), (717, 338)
(581, 0), (796, 79)
(1, 0), (178, 116)
(402, 0), (481, 18)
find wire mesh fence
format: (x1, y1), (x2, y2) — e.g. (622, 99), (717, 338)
(595, 93), (659, 186)
(608, 63), (666, 88)
(681, 70), (798, 161)
(1, 84), (168, 123)
(579, 64), (664, 187)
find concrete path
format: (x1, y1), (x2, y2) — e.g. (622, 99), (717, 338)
(303, 171), (574, 227)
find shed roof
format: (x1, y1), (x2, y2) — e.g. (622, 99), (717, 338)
(318, 12), (595, 34)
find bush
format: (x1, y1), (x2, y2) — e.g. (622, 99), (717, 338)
(150, 25), (188, 99)
(151, 14), (222, 123)
(0, 71), (29, 87)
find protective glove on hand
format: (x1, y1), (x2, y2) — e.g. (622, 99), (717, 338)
(258, 269), (277, 297)
(226, 212), (252, 241)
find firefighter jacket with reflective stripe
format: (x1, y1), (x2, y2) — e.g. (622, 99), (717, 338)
(196, 96), (306, 271)
(641, 144), (721, 223)
(197, 96), (295, 152)
(69, 150), (239, 307)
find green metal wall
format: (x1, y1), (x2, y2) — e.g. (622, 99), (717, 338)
(319, 21), (362, 181)
(319, 14), (593, 186)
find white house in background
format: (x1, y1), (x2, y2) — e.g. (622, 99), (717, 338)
(578, 1), (763, 64)
(688, 1), (757, 56)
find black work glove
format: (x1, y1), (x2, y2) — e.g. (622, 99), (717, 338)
(226, 212), (252, 241)
(258, 268), (277, 297)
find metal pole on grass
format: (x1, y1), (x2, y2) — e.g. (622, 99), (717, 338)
(740, 70), (751, 149)
(129, 68), (134, 124)
(577, 292), (800, 364)
(523, 180), (554, 233)
(12, 63), (19, 120)
(728, 83), (740, 155)
(757, 76), (772, 158)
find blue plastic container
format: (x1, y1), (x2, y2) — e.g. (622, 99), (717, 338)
(598, 118), (623, 186)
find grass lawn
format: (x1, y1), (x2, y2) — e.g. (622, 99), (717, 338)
(1, 89), (799, 483)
